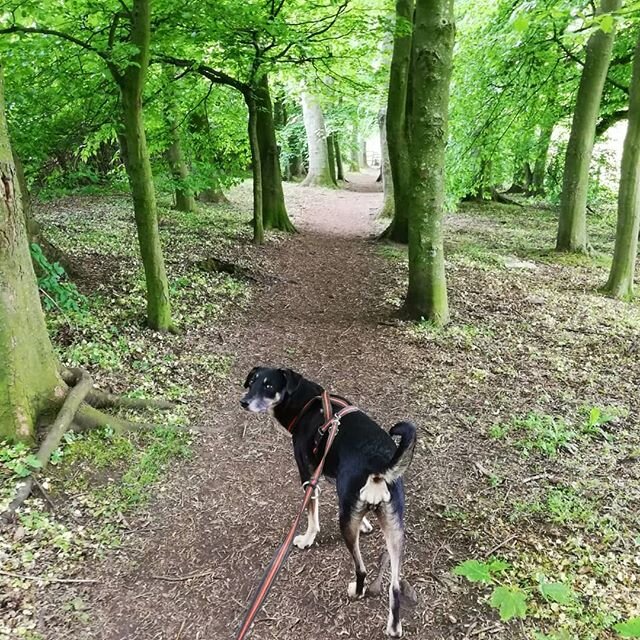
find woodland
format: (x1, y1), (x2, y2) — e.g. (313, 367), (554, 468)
(1, 0), (640, 638)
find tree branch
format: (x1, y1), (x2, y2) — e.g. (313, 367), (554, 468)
(152, 54), (248, 94)
(596, 108), (629, 136)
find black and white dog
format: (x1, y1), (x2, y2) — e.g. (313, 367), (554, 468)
(240, 366), (416, 637)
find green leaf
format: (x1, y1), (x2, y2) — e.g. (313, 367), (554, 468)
(615, 618), (640, 638)
(489, 586), (528, 621)
(453, 559), (494, 584)
(599, 14), (614, 33)
(512, 13), (530, 33)
(538, 579), (574, 604)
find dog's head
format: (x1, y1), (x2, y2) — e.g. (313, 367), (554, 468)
(240, 366), (302, 413)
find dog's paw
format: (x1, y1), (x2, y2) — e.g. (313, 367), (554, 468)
(347, 581), (366, 599)
(293, 532), (317, 549)
(360, 517), (373, 534)
(386, 619), (403, 638)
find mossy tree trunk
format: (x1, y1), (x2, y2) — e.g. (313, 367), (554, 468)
(245, 91), (264, 244)
(349, 125), (360, 171)
(530, 122), (554, 195)
(327, 133), (338, 185)
(378, 107), (394, 218)
(166, 119), (197, 213)
(0, 67), (65, 442)
(334, 135), (345, 181)
(381, 0), (414, 243)
(113, 0), (172, 331)
(255, 74), (295, 232)
(556, 0), (621, 253)
(301, 92), (334, 187)
(604, 34), (640, 299)
(404, 0), (454, 325)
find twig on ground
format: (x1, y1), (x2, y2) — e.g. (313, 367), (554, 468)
(150, 570), (220, 582)
(484, 533), (518, 558)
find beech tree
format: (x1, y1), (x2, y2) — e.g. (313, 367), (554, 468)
(378, 107), (394, 218)
(404, 0), (454, 324)
(0, 0), (174, 331)
(301, 92), (335, 187)
(1, 66), (172, 446)
(381, 0), (413, 243)
(556, 0), (622, 253)
(604, 32), (640, 299)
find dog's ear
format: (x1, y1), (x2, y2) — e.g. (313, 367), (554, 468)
(280, 368), (302, 394)
(243, 367), (261, 388)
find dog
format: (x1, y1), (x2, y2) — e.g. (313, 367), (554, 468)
(240, 366), (416, 637)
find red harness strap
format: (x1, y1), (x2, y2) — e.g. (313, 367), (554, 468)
(235, 391), (358, 640)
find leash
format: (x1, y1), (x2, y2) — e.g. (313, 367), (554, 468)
(235, 391), (358, 640)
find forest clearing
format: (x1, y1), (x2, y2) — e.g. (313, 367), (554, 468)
(1, 0), (640, 639)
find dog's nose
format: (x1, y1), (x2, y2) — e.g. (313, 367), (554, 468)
(240, 397), (250, 409)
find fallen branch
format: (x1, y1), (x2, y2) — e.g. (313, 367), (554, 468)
(151, 570), (220, 582)
(491, 188), (524, 207)
(1, 372), (93, 523)
(0, 569), (98, 584)
(62, 368), (174, 410)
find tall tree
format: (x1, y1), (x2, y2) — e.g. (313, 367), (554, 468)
(255, 73), (296, 232)
(381, 0), (414, 243)
(334, 135), (345, 181)
(378, 107), (394, 218)
(301, 92), (334, 187)
(604, 33), (640, 299)
(530, 121), (555, 195)
(0, 0), (174, 331)
(556, 0), (622, 253)
(0, 65), (63, 442)
(404, 0), (454, 324)
(164, 72), (197, 214)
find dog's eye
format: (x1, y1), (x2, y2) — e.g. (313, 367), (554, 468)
(265, 383), (272, 390)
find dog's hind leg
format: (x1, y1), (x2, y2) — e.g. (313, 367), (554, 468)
(378, 494), (405, 638)
(294, 490), (320, 549)
(340, 505), (368, 599)
(360, 516), (373, 534)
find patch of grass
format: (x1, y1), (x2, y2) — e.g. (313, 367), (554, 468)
(377, 244), (407, 262)
(409, 320), (494, 349)
(489, 408), (621, 459)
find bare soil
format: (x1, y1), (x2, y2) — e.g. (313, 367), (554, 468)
(34, 170), (640, 640)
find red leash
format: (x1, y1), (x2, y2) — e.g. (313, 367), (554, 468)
(235, 391), (358, 640)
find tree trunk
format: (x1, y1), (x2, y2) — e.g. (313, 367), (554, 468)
(604, 34), (640, 299)
(334, 135), (345, 181)
(255, 74), (295, 232)
(166, 118), (197, 213)
(198, 188), (229, 204)
(245, 92), (264, 244)
(349, 126), (360, 171)
(380, 0), (414, 243)
(115, 0), (172, 331)
(0, 67), (64, 442)
(378, 107), (394, 218)
(556, 0), (622, 253)
(301, 93), (334, 187)
(327, 133), (338, 185)
(404, 0), (454, 325)
(360, 139), (368, 167)
(530, 122), (554, 195)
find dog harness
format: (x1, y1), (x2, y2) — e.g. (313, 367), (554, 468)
(235, 390), (359, 640)
(287, 390), (359, 455)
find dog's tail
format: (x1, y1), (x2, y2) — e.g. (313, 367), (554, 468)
(380, 421), (417, 483)
(358, 422), (417, 505)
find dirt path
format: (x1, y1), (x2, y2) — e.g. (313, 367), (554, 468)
(40, 172), (492, 640)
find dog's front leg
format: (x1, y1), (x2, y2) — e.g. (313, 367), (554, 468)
(294, 490), (320, 549)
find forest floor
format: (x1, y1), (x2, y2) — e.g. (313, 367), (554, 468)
(2, 170), (640, 640)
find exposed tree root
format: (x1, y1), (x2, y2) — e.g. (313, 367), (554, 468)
(1, 369), (179, 523)
(1, 372), (93, 524)
(490, 188), (524, 207)
(61, 368), (175, 410)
